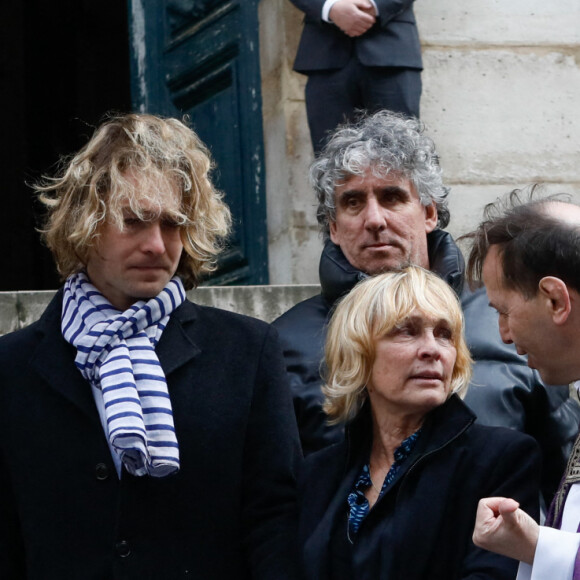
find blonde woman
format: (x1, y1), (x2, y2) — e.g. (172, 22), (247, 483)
(299, 266), (540, 579)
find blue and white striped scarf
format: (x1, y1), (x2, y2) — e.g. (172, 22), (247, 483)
(61, 272), (186, 478)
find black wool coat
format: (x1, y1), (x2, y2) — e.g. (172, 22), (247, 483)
(0, 292), (302, 580)
(298, 395), (541, 580)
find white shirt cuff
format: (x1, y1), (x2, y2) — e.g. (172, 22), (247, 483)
(322, 0), (379, 23)
(322, 0), (341, 22)
(519, 526), (580, 580)
(516, 561), (532, 580)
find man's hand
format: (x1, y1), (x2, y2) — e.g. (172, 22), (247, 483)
(329, 0), (376, 37)
(472, 497), (540, 565)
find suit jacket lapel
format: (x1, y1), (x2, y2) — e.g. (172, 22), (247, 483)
(156, 299), (201, 376)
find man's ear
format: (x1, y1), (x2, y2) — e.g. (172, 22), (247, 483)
(329, 220), (339, 245)
(538, 276), (572, 325)
(424, 204), (438, 233)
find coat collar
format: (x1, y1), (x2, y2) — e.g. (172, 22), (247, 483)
(307, 396), (476, 524)
(409, 394), (475, 457)
(319, 229), (465, 306)
(29, 290), (202, 423)
(343, 394), (476, 469)
(303, 396), (475, 578)
(156, 299), (201, 375)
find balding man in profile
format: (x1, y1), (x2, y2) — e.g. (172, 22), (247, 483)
(468, 191), (580, 579)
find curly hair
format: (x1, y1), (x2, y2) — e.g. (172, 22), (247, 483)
(37, 113), (231, 289)
(310, 110), (450, 238)
(322, 266), (472, 424)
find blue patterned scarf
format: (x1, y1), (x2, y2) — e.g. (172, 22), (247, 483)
(61, 272), (186, 477)
(347, 429), (421, 538)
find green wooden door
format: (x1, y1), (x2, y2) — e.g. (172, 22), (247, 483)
(128, 0), (268, 284)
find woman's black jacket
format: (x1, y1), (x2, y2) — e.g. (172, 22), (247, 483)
(298, 395), (541, 580)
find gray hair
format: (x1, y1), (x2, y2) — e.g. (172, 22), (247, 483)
(311, 111), (450, 237)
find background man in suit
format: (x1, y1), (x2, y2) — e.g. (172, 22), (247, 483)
(0, 113), (301, 579)
(289, 0), (422, 153)
(272, 111), (580, 509)
(469, 193), (580, 579)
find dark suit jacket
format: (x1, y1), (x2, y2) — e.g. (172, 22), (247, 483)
(298, 396), (541, 579)
(0, 292), (302, 579)
(289, 0), (422, 73)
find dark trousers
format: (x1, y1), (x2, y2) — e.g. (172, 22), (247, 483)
(304, 55), (422, 153)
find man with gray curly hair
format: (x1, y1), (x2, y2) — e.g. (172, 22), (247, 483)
(311, 110), (449, 274)
(311, 109), (450, 231)
(273, 110), (579, 508)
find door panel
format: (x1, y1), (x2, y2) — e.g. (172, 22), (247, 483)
(129, 0), (268, 284)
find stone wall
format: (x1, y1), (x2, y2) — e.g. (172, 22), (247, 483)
(259, 0), (580, 283)
(0, 285), (320, 336)
(259, 0), (318, 284)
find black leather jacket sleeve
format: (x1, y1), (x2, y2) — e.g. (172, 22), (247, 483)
(272, 294), (344, 456)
